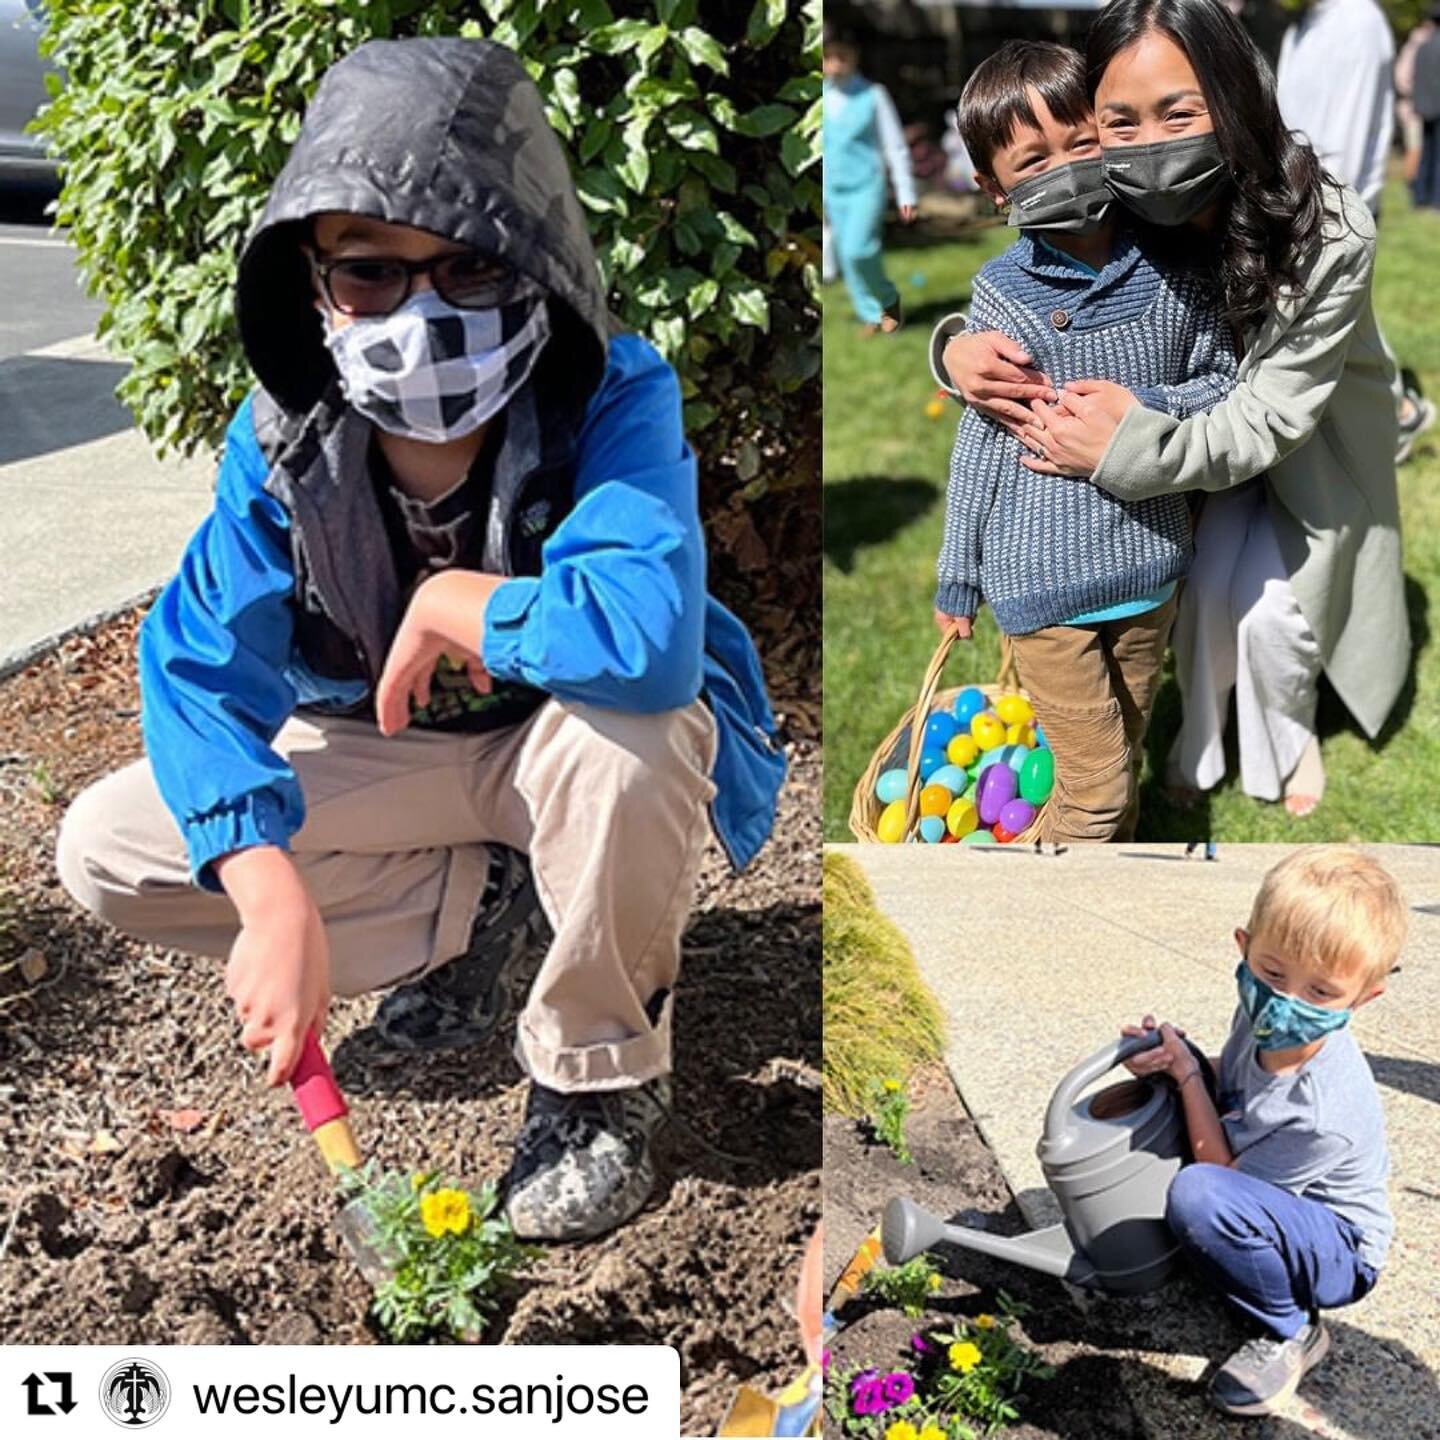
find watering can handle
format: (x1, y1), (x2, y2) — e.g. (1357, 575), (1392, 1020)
(1043, 1030), (1164, 1140)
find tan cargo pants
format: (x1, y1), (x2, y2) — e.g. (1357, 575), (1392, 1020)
(1006, 591), (1178, 843)
(55, 697), (718, 1091)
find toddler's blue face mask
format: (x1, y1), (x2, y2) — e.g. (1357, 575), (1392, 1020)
(1235, 958), (1351, 1051)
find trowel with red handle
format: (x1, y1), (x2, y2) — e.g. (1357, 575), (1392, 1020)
(288, 1027), (392, 1286)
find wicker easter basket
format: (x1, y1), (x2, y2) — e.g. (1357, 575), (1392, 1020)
(848, 632), (1048, 844)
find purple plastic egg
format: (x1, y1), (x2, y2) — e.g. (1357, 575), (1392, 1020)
(999, 798), (1036, 834)
(976, 762), (1018, 826)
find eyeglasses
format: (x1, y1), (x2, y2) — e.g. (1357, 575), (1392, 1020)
(310, 248), (537, 318)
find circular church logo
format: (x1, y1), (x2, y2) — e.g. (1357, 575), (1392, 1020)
(99, 1357), (171, 1428)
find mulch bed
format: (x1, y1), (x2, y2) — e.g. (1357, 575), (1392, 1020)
(824, 1065), (1154, 1440)
(0, 611), (821, 1435)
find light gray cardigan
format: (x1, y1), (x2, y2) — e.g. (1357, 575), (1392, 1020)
(930, 183), (1408, 738)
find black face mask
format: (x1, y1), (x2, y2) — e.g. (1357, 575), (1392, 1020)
(1102, 132), (1230, 226)
(1004, 156), (1112, 235)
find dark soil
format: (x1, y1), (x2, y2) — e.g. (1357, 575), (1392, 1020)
(0, 612), (821, 1435)
(824, 1066), (1157, 1440)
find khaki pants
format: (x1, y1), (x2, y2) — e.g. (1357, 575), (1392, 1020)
(55, 698), (719, 1092)
(1007, 591), (1178, 843)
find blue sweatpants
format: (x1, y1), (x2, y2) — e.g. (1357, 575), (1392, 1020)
(825, 179), (898, 326)
(1166, 1163), (1378, 1340)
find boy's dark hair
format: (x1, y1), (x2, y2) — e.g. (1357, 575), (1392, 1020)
(822, 20), (861, 54)
(957, 41), (1091, 177)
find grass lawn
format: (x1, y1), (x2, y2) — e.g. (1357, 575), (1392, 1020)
(823, 176), (1440, 842)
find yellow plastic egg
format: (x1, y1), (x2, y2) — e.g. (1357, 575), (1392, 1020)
(877, 800), (909, 844)
(1007, 721), (1036, 748)
(946, 796), (979, 838)
(946, 733), (979, 768)
(995, 694), (1035, 726)
(919, 784), (952, 818)
(971, 711), (1005, 752)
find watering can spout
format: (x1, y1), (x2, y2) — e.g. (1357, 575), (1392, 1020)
(882, 1197), (1094, 1286)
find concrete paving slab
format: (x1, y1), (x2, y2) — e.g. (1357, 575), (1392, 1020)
(0, 334), (213, 669)
(839, 842), (1440, 1439)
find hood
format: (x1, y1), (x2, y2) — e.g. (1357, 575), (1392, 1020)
(236, 38), (608, 417)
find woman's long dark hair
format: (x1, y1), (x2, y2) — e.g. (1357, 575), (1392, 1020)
(1087, 0), (1339, 333)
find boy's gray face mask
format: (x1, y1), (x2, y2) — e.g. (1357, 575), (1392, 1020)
(1004, 156), (1112, 235)
(1102, 132), (1230, 227)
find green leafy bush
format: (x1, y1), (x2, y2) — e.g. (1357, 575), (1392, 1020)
(859, 1253), (942, 1319)
(866, 1075), (913, 1163)
(33, 0), (820, 685)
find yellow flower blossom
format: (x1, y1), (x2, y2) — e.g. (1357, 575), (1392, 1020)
(883, 1079), (902, 1093)
(975, 1313), (996, 1329)
(419, 1187), (471, 1238)
(948, 1340), (982, 1374)
(410, 1172), (428, 1191)
(884, 1423), (918, 1440)
(918, 1428), (947, 1440)
(928, 1273), (943, 1291)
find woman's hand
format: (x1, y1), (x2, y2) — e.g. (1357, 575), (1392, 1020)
(375, 569), (504, 736)
(934, 610), (973, 640)
(941, 331), (1057, 435)
(1018, 380), (1139, 477)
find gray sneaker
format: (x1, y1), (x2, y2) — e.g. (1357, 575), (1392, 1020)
(1209, 1321), (1330, 1416)
(504, 1077), (671, 1242)
(372, 845), (546, 1052)
(1397, 389), (1435, 464)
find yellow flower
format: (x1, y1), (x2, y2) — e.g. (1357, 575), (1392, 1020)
(883, 1078), (902, 1093)
(419, 1187), (471, 1238)
(928, 1273), (943, 1291)
(410, 1172), (428, 1191)
(919, 1428), (947, 1440)
(884, 1423), (918, 1440)
(948, 1341), (982, 1374)
(975, 1313), (996, 1329)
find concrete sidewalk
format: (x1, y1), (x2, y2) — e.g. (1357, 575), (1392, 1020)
(845, 842), (1440, 1440)
(0, 334), (212, 673)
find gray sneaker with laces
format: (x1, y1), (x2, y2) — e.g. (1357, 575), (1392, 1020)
(504, 1077), (671, 1242)
(371, 844), (547, 1052)
(1209, 1320), (1330, 1416)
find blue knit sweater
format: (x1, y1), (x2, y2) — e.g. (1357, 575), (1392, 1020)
(935, 229), (1236, 634)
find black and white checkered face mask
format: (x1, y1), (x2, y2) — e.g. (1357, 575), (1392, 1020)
(322, 289), (550, 442)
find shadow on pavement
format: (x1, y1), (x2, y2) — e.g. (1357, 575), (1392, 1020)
(0, 353), (132, 464)
(1368, 1050), (1440, 1108)
(824, 474), (940, 574)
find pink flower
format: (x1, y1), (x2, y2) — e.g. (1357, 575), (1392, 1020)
(882, 1372), (915, 1405)
(852, 1378), (886, 1416)
(911, 1333), (932, 1354)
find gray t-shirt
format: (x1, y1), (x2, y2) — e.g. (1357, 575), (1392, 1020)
(1218, 1008), (1393, 1269)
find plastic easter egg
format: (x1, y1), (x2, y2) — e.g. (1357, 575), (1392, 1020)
(961, 829), (997, 846)
(924, 711), (960, 750)
(919, 784), (952, 818)
(992, 822), (1018, 844)
(996, 743), (1028, 774)
(952, 687), (987, 726)
(875, 768), (909, 805)
(1020, 748), (1056, 805)
(918, 746), (948, 782)
(971, 711), (1005, 752)
(940, 832), (959, 844)
(1000, 798), (1037, 834)
(877, 800), (908, 844)
(995, 694), (1035, 727)
(977, 762), (1018, 826)
(919, 815), (947, 844)
(976, 748), (1008, 774)
(946, 733), (979, 768)
(929, 764), (968, 797)
(945, 796), (979, 838)
(1006, 721), (1036, 748)
(1035, 724), (1049, 750)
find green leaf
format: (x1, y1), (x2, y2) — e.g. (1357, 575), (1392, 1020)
(780, 128), (817, 176)
(717, 211), (758, 248)
(676, 26), (728, 74)
(686, 277), (719, 318)
(745, 0), (788, 47)
(616, 143), (650, 194)
(579, 116), (612, 162)
(575, 167), (629, 215)
(688, 152), (737, 192)
(666, 108), (719, 154)
(586, 18), (655, 55)
(727, 285), (770, 331)
(736, 103), (795, 138)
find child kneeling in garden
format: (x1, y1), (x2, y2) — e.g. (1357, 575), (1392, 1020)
(931, 41), (1235, 841)
(1121, 847), (1404, 1416)
(55, 37), (784, 1243)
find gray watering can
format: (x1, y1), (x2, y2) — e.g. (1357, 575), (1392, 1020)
(884, 1030), (1203, 1295)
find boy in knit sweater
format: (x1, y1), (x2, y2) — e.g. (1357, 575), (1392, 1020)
(932, 42), (1236, 841)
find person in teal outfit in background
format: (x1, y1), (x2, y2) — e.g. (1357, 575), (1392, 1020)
(822, 22), (917, 334)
